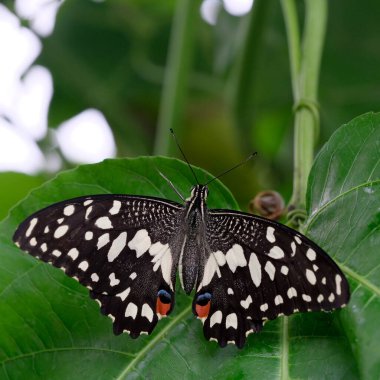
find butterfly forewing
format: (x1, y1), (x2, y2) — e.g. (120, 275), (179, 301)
(13, 183), (349, 348)
(193, 210), (349, 347)
(13, 194), (182, 337)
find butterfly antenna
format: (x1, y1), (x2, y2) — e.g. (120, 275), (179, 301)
(205, 152), (257, 186)
(170, 128), (199, 184)
(158, 170), (185, 202)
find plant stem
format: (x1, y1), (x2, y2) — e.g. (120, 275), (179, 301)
(154, 0), (198, 156)
(279, 0), (301, 99)
(281, 0), (327, 227)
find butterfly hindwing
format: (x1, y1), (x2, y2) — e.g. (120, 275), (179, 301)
(13, 183), (349, 348)
(13, 194), (182, 337)
(193, 210), (349, 348)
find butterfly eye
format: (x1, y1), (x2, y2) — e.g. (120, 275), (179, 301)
(195, 292), (212, 318)
(156, 289), (172, 317)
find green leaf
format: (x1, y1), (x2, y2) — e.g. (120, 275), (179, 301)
(305, 112), (380, 379)
(0, 172), (45, 222)
(0, 157), (356, 379)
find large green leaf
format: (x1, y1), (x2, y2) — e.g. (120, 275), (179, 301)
(0, 157), (356, 379)
(0, 172), (45, 222)
(305, 112), (380, 379)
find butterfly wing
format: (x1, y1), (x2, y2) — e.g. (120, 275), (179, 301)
(194, 210), (349, 348)
(13, 194), (182, 338)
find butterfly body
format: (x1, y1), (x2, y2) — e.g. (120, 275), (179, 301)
(13, 183), (349, 348)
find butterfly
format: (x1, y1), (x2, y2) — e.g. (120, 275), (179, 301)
(13, 181), (349, 348)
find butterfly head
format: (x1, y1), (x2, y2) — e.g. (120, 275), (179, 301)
(189, 184), (209, 203)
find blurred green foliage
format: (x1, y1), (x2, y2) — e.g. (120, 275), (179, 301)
(3, 0), (380, 213)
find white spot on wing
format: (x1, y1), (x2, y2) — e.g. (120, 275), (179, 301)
(109, 272), (120, 286)
(54, 225), (69, 238)
(95, 216), (113, 229)
(213, 250), (226, 266)
(97, 233), (110, 250)
(306, 248), (316, 261)
(128, 229), (151, 257)
(240, 295), (252, 309)
(30, 237), (37, 246)
(295, 236), (302, 244)
(268, 246), (284, 259)
(91, 273), (99, 282)
(260, 303), (268, 312)
(44, 226), (49, 233)
(41, 243), (47, 252)
(84, 199), (93, 206)
(287, 287), (297, 298)
(266, 227), (276, 243)
(63, 205), (75, 216)
(317, 294), (324, 303)
(110, 200), (121, 215)
(78, 260), (89, 271)
(125, 302), (138, 319)
(322, 277), (326, 284)
(225, 244), (247, 272)
(200, 253), (220, 288)
(210, 310), (222, 327)
(129, 272), (137, 280)
(335, 274), (342, 295)
(68, 248), (79, 260)
(26, 218), (38, 237)
(141, 303), (154, 322)
(149, 242), (173, 289)
(226, 313), (238, 329)
(85, 206), (93, 219)
(281, 265), (289, 275)
(264, 261), (276, 281)
(328, 293), (335, 302)
(248, 252), (261, 287)
(227, 288), (234, 295)
(274, 295), (283, 305)
(52, 249), (61, 257)
(291, 242), (296, 257)
(306, 269), (317, 285)
(85, 231), (93, 240)
(108, 232), (127, 262)
(302, 294), (311, 302)
(117, 287), (130, 301)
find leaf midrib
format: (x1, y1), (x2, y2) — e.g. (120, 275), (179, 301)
(306, 179), (380, 230)
(115, 305), (192, 379)
(1, 346), (134, 366)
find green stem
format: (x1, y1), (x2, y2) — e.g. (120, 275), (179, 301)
(281, 0), (327, 227)
(279, 0), (301, 99)
(153, 0), (198, 156)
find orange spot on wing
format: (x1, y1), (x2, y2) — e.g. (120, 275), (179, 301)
(195, 301), (211, 318)
(156, 298), (171, 316)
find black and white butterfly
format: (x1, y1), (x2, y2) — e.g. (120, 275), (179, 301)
(13, 183), (349, 348)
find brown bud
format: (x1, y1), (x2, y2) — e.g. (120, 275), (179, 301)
(249, 191), (285, 220)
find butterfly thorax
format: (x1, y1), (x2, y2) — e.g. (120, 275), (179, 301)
(178, 185), (209, 294)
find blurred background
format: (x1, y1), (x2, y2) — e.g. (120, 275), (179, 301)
(0, 0), (379, 219)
